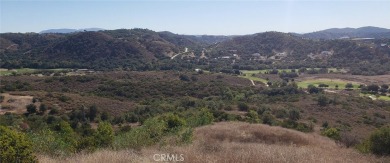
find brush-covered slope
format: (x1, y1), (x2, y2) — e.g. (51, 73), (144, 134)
(39, 122), (389, 163)
(0, 29), (187, 69)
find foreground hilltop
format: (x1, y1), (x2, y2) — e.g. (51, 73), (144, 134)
(39, 122), (389, 163)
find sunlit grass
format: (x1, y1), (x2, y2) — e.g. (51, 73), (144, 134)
(241, 67), (344, 74)
(360, 93), (390, 101)
(297, 79), (360, 89)
(239, 71), (267, 84)
(0, 68), (68, 76)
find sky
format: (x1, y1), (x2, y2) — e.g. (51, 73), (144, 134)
(1, 0), (390, 35)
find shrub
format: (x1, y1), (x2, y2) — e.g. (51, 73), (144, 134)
(94, 122), (114, 148)
(339, 132), (359, 148)
(322, 121), (329, 128)
(26, 104), (37, 114)
(262, 113), (275, 125)
(179, 74), (190, 81)
(368, 126), (390, 155)
(288, 109), (300, 121)
(180, 128), (193, 144)
(273, 109), (288, 118)
(317, 94), (328, 106)
(113, 117), (167, 149)
(28, 128), (76, 157)
(296, 122), (313, 132)
(247, 110), (260, 123)
(321, 127), (340, 140)
(88, 105), (98, 121)
(238, 102), (249, 111)
(39, 104), (47, 114)
(189, 108), (214, 127)
(160, 114), (186, 131)
(345, 83), (354, 89)
(58, 95), (71, 102)
(318, 83), (329, 88)
(0, 126), (37, 163)
(308, 85), (323, 94)
(49, 108), (59, 115)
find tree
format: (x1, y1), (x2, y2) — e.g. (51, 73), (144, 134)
(262, 111), (274, 125)
(39, 104), (47, 114)
(26, 104), (37, 114)
(308, 85), (322, 94)
(368, 126), (390, 155)
(288, 109), (301, 121)
(321, 127), (340, 140)
(379, 85), (388, 94)
(101, 111), (110, 121)
(179, 74), (190, 81)
(195, 108), (214, 126)
(0, 126), (37, 163)
(88, 105), (98, 121)
(367, 84), (380, 92)
(318, 84), (329, 88)
(345, 83), (353, 89)
(317, 94), (328, 106)
(160, 113), (186, 130)
(381, 84), (389, 90)
(94, 122), (114, 148)
(238, 102), (249, 111)
(247, 110), (260, 123)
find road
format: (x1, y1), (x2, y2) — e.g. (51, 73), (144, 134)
(171, 47), (188, 59)
(250, 80), (255, 86)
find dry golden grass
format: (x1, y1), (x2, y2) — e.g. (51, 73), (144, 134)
(0, 93), (33, 115)
(39, 122), (389, 163)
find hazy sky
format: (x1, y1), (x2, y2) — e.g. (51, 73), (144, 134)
(1, 0), (389, 35)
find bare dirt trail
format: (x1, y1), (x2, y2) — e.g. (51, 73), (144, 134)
(250, 80), (255, 86)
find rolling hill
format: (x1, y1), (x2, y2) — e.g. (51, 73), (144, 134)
(300, 26), (390, 39)
(1, 28), (390, 74)
(39, 28), (104, 34)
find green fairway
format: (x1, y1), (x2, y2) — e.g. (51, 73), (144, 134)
(360, 93), (390, 101)
(378, 95), (390, 101)
(297, 79), (360, 89)
(0, 68), (37, 76)
(240, 70), (268, 74)
(241, 67), (345, 75)
(240, 75), (267, 84)
(0, 68), (68, 76)
(241, 69), (297, 74)
(239, 71), (268, 84)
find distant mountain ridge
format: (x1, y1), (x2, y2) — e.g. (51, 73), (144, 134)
(299, 26), (390, 39)
(1, 27), (389, 74)
(39, 28), (105, 34)
(37, 26), (390, 39)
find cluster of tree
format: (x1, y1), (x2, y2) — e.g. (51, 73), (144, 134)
(0, 103), (219, 161)
(279, 71), (299, 78)
(361, 84), (389, 95)
(0, 80), (31, 92)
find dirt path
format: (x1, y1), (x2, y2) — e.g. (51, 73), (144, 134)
(250, 80), (255, 86)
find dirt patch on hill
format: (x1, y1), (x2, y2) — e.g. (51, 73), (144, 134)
(0, 93), (33, 114)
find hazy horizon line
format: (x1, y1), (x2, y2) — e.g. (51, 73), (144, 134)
(1, 25), (389, 35)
